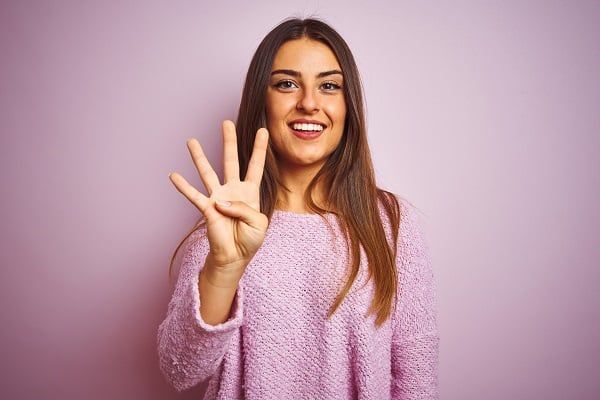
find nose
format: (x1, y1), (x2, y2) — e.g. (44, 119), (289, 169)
(296, 88), (319, 113)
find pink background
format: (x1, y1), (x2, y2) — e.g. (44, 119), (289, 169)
(1, 1), (599, 399)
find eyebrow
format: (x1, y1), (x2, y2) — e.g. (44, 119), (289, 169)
(270, 69), (343, 79)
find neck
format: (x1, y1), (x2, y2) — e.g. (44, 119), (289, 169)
(275, 161), (329, 213)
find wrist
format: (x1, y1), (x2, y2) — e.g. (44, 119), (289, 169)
(201, 254), (246, 288)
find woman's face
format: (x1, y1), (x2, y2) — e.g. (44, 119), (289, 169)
(265, 38), (346, 170)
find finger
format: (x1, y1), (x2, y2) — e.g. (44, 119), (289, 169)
(168, 172), (210, 213)
(244, 128), (269, 185)
(187, 138), (220, 195)
(214, 200), (269, 231)
(222, 120), (240, 184)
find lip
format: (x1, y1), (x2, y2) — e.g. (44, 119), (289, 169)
(287, 119), (327, 141)
(288, 118), (327, 127)
(288, 124), (325, 140)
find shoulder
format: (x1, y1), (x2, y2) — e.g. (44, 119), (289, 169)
(376, 191), (429, 254)
(376, 190), (421, 229)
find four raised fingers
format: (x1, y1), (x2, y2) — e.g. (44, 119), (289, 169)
(171, 121), (269, 209)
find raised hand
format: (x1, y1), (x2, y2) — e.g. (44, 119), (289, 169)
(169, 120), (270, 273)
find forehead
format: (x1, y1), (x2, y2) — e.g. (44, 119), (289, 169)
(272, 38), (341, 72)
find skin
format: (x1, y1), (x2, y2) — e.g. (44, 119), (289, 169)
(169, 120), (271, 324)
(167, 37), (348, 267)
(167, 37), (347, 323)
(266, 37), (347, 212)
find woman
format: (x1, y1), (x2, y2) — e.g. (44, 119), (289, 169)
(158, 17), (439, 399)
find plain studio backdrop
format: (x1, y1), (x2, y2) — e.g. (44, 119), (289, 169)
(1, 1), (598, 399)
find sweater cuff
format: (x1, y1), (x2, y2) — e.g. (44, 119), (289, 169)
(190, 276), (244, 333)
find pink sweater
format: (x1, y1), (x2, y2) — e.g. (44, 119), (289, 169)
(157, 196), (440, 399)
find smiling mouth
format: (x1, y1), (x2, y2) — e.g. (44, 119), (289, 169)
(287, 124), (325, 140)
(287, 122), (326, 132)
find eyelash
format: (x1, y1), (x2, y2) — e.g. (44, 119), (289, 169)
(274, 80), (341, 91)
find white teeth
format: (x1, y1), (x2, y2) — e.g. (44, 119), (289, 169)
(292, 123), (324, 132)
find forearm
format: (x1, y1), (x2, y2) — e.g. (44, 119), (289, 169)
(157, 231), (246, 392)
(198, 254), (246, 325)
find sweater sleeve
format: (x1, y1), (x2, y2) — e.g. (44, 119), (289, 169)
(390, 199), (440, 400)
(156, 224), (244, 392)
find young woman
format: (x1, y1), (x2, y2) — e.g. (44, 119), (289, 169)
(158, 17), (439, 399)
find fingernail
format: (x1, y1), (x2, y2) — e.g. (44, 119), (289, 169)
(216, 200), (231, 207)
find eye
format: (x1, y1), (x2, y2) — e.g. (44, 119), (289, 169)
(321, 82), (341, 91)
(274, 80), (298, 90)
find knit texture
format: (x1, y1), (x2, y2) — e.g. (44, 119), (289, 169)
(157, 196), (440, 399)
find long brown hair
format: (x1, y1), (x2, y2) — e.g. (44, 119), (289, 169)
(169, 17), (404, 328)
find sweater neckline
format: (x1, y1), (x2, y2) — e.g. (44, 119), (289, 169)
(272, 209), (336, 220)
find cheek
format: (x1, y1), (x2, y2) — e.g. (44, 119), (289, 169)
(327, 99), (347, 123)
(265, 94), (275, 118)
(338, 101), (347, 121)
(266, 92), (293, 115)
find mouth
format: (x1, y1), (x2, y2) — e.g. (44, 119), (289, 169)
(287, 121), (327, 140)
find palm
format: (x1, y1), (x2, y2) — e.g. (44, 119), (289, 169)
(204, 180), (263, 265)
(169, 120), (270, 267)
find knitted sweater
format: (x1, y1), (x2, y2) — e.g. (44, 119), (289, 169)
(157, 196), (440, 399)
